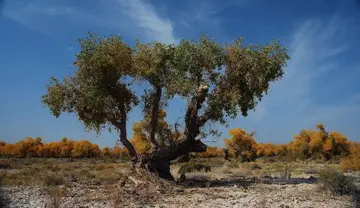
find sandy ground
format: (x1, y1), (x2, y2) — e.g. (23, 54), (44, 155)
(0, 183), (355, 208)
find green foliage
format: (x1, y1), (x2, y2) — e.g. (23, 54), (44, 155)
(205, 39), (289, 123)
(41, 33), (138, 133)
(42, 32), (289, 155)
(318, 168), (356, 195)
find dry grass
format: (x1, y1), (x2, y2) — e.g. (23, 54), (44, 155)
(0, 158), (131, 186)
(0, 157), (358, 207)
(0, 159), (14, 169)
(254, 197), (267, 208)
(43, 173), (65, 186)
(340, 154), (360, 173)
(46, 186), (67, 208)
(0, 157), (343, 187)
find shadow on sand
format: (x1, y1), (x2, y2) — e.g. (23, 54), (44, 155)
(179, 175), (318, 188)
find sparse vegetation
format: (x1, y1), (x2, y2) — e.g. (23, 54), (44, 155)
(0, 160), (13, 169)
(317, 168), (356, 195)
(0, 155), (357, 207)
(43, 173), (65, 187)
(340, 153), (360, 172)
(178, 160), (212, 175)
(46, 187), (67, 208)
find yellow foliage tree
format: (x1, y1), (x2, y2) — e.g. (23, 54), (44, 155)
(72, 140), (100, 158)
(197, 146), (224, 158)
(102, 147), (112, 157)
(112, 147), (130, 159)
(224, 128), (257, 162)
(290, 124), (351, 160)
(256, 143), (277, 157)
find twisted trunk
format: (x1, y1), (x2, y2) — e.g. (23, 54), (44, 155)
(137, 85), (209, 180)
(118, 85), (210, 180)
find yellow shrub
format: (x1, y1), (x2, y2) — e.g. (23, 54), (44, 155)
(340, 154), (360, 172)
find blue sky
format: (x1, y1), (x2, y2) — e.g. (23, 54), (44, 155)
(1, 0), (360, 148)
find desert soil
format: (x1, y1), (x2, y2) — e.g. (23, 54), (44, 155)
(0, 183), (355, 208)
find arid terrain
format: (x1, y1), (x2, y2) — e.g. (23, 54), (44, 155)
(0, 158), (359, 208)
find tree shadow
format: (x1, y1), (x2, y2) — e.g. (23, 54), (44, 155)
(0, 188), (9, 208)
(178, 175), (318, 188)
(351, 189), (360, 208)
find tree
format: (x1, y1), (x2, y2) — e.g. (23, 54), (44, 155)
(72, 140), (100, 158)
(196, 146), (224, 158)
(256, 143), (277, 157)
(41, 33), (289, 180)
(290, 124), (351, 160)
(102, 146), (112, 157)
(224, 128), (258, 162)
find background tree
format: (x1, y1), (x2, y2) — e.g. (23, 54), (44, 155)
(290, 124), (351, 160)
(256, 143), (277, 157)
(72, 140), (101, 158)
(224, 128), (258, 162)
(196, 146), (224, 158)
(41, 33), (289, 180)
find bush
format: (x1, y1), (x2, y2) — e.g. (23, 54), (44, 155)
(103, 156), (117, 163)
(250, 163), (262, 170)
(273, 163), (292, 179)
(42, 173), (65, 186)
(340, 154), (360, 172)
(178, 161), (211, 175)
(0, 160), (13, 169)
(47, 187), (67, 208)
(226, 161), (239, 168)
(317, 168), (356, 195)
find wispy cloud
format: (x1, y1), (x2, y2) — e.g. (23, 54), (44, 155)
(116, 0), (176, 44)
(177, 0), (224, 31)
(3, 0), (176, 43)
(224, 16), (360, 144)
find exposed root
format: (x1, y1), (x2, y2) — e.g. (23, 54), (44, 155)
(110, 169), (179, 207)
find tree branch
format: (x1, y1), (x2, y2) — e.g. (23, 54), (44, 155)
(109, 114), (137, 158)
(184, 85), (209, 140)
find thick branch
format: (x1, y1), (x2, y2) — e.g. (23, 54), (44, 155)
(184, 85), (209, 140)
(118, 120), (137, 157)
(149, 84), (162, 148)
(167, 139), (207, 161)
(110, 111), (137, 157)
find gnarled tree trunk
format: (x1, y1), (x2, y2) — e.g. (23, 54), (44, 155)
(121, 85), (210, 180)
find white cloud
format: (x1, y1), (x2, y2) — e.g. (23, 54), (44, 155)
(3, 0), (176, 43)
(178, 1), (224, 30)
(115, 0), (176, 44)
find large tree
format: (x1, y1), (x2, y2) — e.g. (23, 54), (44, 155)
(41, 33), (290, 180)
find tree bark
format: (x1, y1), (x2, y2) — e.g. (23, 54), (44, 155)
(118, 120), (137, 157)
(110, 110), (137, 158)
(118, 85), (210, 181)
(149, 85), (162, 148)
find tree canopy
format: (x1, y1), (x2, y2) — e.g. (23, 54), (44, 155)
(41, 32), (290, 179)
